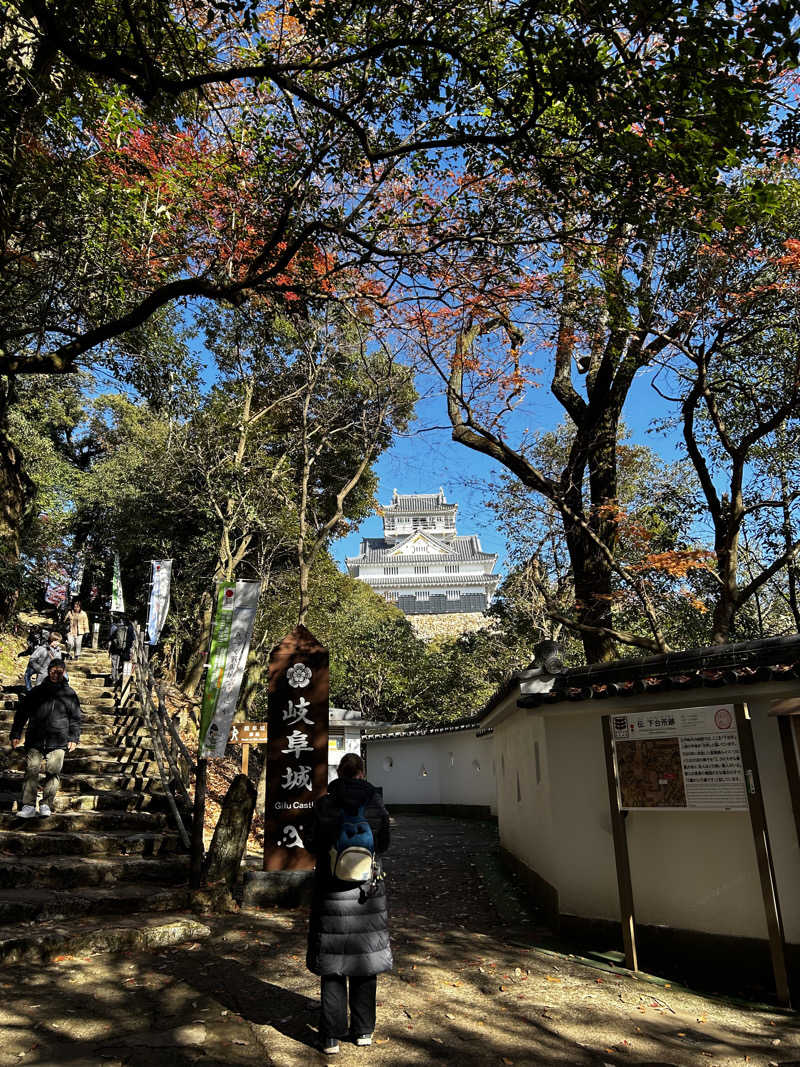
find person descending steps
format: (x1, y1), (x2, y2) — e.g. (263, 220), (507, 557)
(9, 659), (81, 818)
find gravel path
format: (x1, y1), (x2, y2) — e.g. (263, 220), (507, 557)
(0, 814), (798, 1066)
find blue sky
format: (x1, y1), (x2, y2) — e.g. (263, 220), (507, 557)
(330, 367), (681, 575)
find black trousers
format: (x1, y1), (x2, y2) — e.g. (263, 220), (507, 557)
(320, 974), (377, 1039)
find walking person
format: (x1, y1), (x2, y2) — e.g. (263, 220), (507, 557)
(10, 659), (81, 818)
(18, 626), (49, 691)
(66, 599), (89, 660)
(108, 615), (134, 685)
(305, 752), (392, 1054)
(26, 631), (66, 686)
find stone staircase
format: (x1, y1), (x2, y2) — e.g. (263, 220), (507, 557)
(0, 647), (199, 962)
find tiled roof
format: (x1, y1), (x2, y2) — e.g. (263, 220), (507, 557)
(479, 634), (800, 716)
(385, 493), (456, 513)
(363, 720), (491, 742)
(347, 534), (496, 564)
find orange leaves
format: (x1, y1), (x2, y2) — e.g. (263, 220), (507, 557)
(638, 550), (715, 577)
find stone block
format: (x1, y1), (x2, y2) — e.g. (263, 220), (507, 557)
(243, 869), (314, 909)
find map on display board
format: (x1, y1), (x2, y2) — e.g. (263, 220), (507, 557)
(611, 705), (748, 812)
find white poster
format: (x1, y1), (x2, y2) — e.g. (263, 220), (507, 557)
(200, 580), (261, 758)
(146, 560), (172, 645)
(611, 705), (748, 812)
(111, 552), (125, 614)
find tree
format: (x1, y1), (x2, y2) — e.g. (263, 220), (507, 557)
(485, 423), (712, 655)
(1, 0), (795, 597)
(652, 173), (800, 642)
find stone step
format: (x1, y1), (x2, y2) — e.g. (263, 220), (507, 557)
(0, 789), (183, 814)
(0, 883), (188, 924)
(0, 809), (168, 832)
(0, 770), (163, 794)
(5, 754), (160, 776)
(0, 828), (181, 858)
(0, 853), (190, 890)
(0, 912), (207, 964)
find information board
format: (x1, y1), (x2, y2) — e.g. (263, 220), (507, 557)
(611, 705), (747, 811)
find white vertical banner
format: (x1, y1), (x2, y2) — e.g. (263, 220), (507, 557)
(69, 553), (85, 598)
(199, 580), (261, 758)
(147, 560), (173, 645)
(111, 552), (125, 614)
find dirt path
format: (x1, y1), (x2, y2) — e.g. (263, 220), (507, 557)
(0, 815), (798, 1066)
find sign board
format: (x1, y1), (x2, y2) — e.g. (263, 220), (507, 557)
(198, 580), (261, 758)
(229, 721), (269, 744)
(611, 705), (747, 811)
(263, 625), (329, 871)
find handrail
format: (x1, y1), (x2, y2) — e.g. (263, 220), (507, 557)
(130, 628), (192, 850)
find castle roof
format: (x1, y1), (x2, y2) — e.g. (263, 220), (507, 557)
(384, 488), (456, 513)
(347, 533), (496, 566)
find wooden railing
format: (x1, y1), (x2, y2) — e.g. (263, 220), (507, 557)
(130, 628), (192, 850)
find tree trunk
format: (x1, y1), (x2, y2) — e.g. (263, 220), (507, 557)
(181, 589), (214, 695)
(0, 380), (32, 624)
(298, 559), (311, 626)
(204, 773), (256, 889)
(711, 506), (739, 644)
(566, 518), (618, 662)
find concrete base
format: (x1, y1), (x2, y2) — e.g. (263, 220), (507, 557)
(243, 870), (314, 909)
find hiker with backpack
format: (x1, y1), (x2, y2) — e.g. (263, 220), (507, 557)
(305, 752), (392, 1055)
(108, 616), (134, 685)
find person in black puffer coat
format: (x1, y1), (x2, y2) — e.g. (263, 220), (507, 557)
(9, 659), (81, 819)
(306, 752), (391, 1054)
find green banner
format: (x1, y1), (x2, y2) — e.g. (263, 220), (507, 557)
(198, 582), (236, 749)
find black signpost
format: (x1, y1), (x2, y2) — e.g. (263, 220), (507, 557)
(263, 625), (329, 871)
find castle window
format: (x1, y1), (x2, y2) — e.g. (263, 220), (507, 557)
(417, 591), (429, 600)
(445, 564), (459, 573)
(384, 566), (398, 575)
(447, 589), (460, 599)
(413, 565), (429, 575)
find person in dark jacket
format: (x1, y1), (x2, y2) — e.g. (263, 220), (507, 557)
(9, 659), (81, 819)
(305, 752), (391, 1054)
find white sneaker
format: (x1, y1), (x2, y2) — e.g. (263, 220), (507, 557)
(354, 1035), (372, 1047)
(38, 804), (52, 817)
(16, 805), (37, 819)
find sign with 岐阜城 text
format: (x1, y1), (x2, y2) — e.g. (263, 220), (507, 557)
(228, 721), (269, 744)
(611, 705), (747, 812)
(263, 625), (329, 871)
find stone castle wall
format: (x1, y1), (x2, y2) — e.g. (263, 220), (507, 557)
(408, 611), (489, 642)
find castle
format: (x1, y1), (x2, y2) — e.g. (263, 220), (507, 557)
(346, 489), (499, 636)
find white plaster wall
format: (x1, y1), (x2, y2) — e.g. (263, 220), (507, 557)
(365, 732), (496, 812)
(493, 688), (800, 943)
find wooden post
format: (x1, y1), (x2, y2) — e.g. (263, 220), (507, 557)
(601, 716), (638, 972)
(190, 756), (207, 890)
(734, 703), (792, 1009)
(241, 743), (250, 778)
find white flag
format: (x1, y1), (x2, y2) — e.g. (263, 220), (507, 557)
(111, 552), (125, 614)
(146, 560), (172, 645)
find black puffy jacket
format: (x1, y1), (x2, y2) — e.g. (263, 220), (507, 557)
(306, 776), (392, 978)
(11, 680), (82, 753)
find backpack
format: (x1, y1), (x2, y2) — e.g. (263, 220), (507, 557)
(329, 803), (374, 882)
(110, 626), (127, 653)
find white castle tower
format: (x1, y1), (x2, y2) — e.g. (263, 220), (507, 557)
(346, 489), (499, 632)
